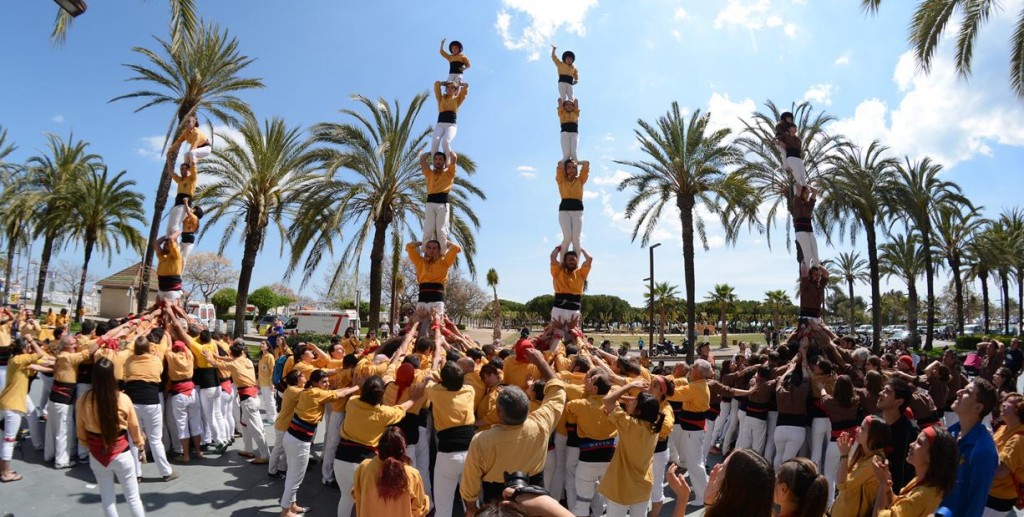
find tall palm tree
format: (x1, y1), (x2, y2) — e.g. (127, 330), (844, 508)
(52, 0), (198, 50)
(932, 205), (986, 333)
(819, 141), (899, 350)
(733, 101), (848, 248)
(982, 222), (1017, 335)
(0, 126), (22, 303)
(862, 0), (1024, 98)
(20, 133), (103, 313)
(113, 23), (263, 312)
(887, 156), (968, 349)
(826, 251), (871, 331)
(643, 281), (680, 342)
(198, 117), (317, 337)
(763, 289), (792, 332)
(616, 105), (749, 362)
(879, 234), (927, 347)
(705, 284), (737, 348)
(487, 268), (501, 341)
(62, 168), (146, 322)
(0, 125), (16, 178)
(999, 208), (1024, 336)
(965, 225), (1001, 333)
(287, 94), (485, 331)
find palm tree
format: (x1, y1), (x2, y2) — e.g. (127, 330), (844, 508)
(287, 94), (484, 331)
(999, 208), (1024, 336)
(763, 289), (792, 332)
(705, 284), (737, 348)
(52, 0), (198, 50)
(819, 141), (899, 350)
(982, 222), (1017, 335)
(879, 234), (927, 347)
(198, 117), (317, 337)
(861, 0), (1024, 98)
(733, 101), (848, 248)
(826, 251), (871, 332)
(0, 126), (22, 303)
(112, 23), (263, 312)
(487, 268), (501, 341)
(616, 105), (748, 362)
(643, 281), (680, 342)
(887, 156), (969, 349)
(0, 125), (16, 178)
(62, 168), (146, 322)
(932, 205), (986, 333)
(19, 133), (103, 313)
(965, 225), (1001, 333)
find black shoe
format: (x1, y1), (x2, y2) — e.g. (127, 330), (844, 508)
(268, 471), (285, 479)
(322, 479), (338, 489)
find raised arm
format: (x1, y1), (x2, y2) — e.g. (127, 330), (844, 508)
(550, 246), (561, 266)
(551, 44), (559, 63)
(439, 38), (449, 58)
(420, 152), (430, 171)
(603, 379), (646, 413)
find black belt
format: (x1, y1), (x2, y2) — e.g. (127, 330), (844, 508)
(124, 380), (161, 405)
(786, 148), (802, 158)
(799, 308), (822, 318)
(158, 275), (182, 292)
(193, 367), (218, 389)
(794, 218), (813, 232)
(418, 283), (445, 303)
(654, 439), (669, 453)
(181, 232), (196, 244)
(777, 412), (807, 427)
(579, 437), (616, 462)
(436, 424), (475, 453)
(676, 409), (706, 431)
(553, 293), (582, 311)
(438, 111), (457, 124)
(448, 62), (465, 74)
(560, 122), (579, 133)
(558, 74), (574, 84)
(558, 198), (584, 211)
(426, 192), (449, 203)
(398, 412), (422, 445)
(174, 193), (193, 205)
(335, 438), (376, 463)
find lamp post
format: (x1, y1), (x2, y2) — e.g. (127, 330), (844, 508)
(647, 243), (661, 352)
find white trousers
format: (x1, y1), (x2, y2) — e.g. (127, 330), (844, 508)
(181, 242), (194, 270)
(434, 450), (467, 517)
(722, 406), (744, 455)
(773, 425), (806, 469)
(38, 375), (53, 416)
(549, 433), (569, 502)
(736, 415), (767, 454)
(809, 417), (831, 473)
(334, 458), (360, 517)
(605, 500), (648, 517)
(431, 122), (458, 156)
(669, 426), (682, 464)
(199, 386), (226, 444)
(558, 82), (575, 102)
(170, 391), (202, 445)
(269, 429), (287, 475)
(46, 400), (77, 466)
(677, 429), (708, 501)
(220, 389), (236, 437)
(796, 231), (820, 269)
(550, 307), (581, 324)
(544, 447), (557, 494)
(260, 386), (277, 423)
(90, 452), (145, 517)
(574, 461), (610, 516)
(764, 411), (779, 466)
(77, 382), (91, 458)
(561, 132), (579, 161)
(167, 204), (186, 236)
(280, 434), (310, 510)
(157, 290), (182, 302)
(416, 425), (432, 501)
(710, 401), (733, 450)
(558, 210), (583, 255)
(423, 201), (450, 252)
(1, 409), (22, 461)
(239, 396), (269, 459)
(321, 408), (344, 483)
(446, 73), (463, 86)
(981, 506), (1017, 517)
(823, 440), (841, 507)
(187, 145), (211, 164)
(650, 448), (669, 503)
(786, 156), (807, 189)
(130, 403), (173, 477)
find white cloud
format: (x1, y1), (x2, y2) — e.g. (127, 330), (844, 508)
(766, 15), (782, 27)
(602, 133), (615, 142)
(802, 83), (834, 106)
(671, 29), (682, 42)
(137, 135), (167, 161)
(673, 7), (689, 20)
(520, 171), (537, 179)
(517, 165), (537, 172)
(783, 23), (798, 38)
(831, 51), (1024, 168)
(713, 0), (800, 48)
(52, 115), (64, 124)
(834, 53), (851, 66)
(583, 189), (599, 199)
(592, 169), (631, 186)
(707, 92), (756, 139)
(495, 0), (598, 60)
(707, 235), (726, 249)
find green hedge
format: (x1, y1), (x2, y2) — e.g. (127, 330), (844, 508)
(955, 334), (1018, 350)
(285, 333), (334, 350)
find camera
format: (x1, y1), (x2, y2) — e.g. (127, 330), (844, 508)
(503, 471), (549, 499)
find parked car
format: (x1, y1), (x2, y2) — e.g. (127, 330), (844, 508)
(962, 324), (981, 335)
(856, 324), (873, 334)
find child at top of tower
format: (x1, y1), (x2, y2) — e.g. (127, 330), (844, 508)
(551, 45), (578, 102)
(775, 111), (794, 144)
(440, 39), (470, 85)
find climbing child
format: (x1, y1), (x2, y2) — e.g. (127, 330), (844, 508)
(431, 81), (469, 156)
(558, 99), (580, 161)
(551, 45), (578, 102)
(167, 162), (197, 236)
(556, 158), (589, 256)
(172, 115), (210, 166)
(790, 185), (819, 271)
(180, 200), (204, 269)
(778, 120), (808, 196)
(439, 39), (470, 85)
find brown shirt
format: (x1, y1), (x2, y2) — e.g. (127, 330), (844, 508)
(822, 394), (860, 426)
(800, 276), (826, 317)
(776, 373), (811, 415)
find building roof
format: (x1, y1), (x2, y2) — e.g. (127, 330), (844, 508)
(96, 262), (159, 290)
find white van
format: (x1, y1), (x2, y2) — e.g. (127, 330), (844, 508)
(962, 324), (981, 335)
(186, 301), (217, 329)
(287, 309), (360, 336)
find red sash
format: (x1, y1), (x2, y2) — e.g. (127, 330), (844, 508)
(170, 378), (195, 397)
(238, 386), (258, 401)
(220, 379), (233, 394)
(87, 431), (129, 467)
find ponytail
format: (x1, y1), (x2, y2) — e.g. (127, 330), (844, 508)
(635, 392), (664, 434)
(777, 457), (828, 517)
(376, 427), (411, 501)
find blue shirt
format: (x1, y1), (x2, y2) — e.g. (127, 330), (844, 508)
(938, 421), (998, 517)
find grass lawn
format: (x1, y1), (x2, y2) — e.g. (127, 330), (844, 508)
(502, 331), (770, 349)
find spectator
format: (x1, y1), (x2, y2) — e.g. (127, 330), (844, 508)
(830, 415), (890, 517)
(775, 457), (828, 517)
(872, 425), (958, 517)
(878, 378), (919, 492)
(352, 426), (430, 517)
(1005, 338), (1023, 387)
(937, 378), (999, 516)
(680, 448), (774, 517)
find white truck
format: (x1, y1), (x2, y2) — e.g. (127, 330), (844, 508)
(186, 301), (217, 329)
(285, 309), (360, 336)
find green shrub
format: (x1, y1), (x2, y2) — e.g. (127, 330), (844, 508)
(285, 333), (334, 350)
(955, 334), (1017, 350)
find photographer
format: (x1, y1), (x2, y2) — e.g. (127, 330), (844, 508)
(475, 486), (574, 517)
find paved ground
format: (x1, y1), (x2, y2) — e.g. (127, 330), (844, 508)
(3, 381), (714, 517)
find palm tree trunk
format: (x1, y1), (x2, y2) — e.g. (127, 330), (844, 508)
(922, 233), (935, 350)
(367, 216), (391, 332)
(720, 305), (728, 348)
(951, 255), (965, 334)
(75, 237), (95, 324)
(2, 241), (15, 304)
(1000, 272), (1010, 335)
(847, 278), (855, 329)
(980, 273), (990, 334)
(233, 221), (265, 338)
(679, 195), (696, 363)
(491, 287), (501, 341)
(1017, 267), (1023, 337)
(138, 125), (188, 313)
(866, 225), (883, 352)
(33, 235), (55, 314)
(907, 280), (919, 348)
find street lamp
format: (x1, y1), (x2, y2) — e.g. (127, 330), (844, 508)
(647, 243), (661, 353)
(53, 0), (88, 17)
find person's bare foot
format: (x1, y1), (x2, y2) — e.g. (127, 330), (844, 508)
(289, 504), (309, 514)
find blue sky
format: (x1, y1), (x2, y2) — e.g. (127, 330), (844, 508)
(2, 0), (1023, 308)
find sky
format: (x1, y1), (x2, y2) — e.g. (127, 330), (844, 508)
(1, 0), (1023, 309)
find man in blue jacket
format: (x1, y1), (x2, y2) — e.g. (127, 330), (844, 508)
(937, 377), (999, 516)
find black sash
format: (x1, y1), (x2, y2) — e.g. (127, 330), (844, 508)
(437, 424), (475, 453)
(174, 193), (192, 206)
(777, 412), (808, 427)
(558, 74), (574, 84)
(158, 275), (182, 292)
(426, 192), (449, 203)
(418, 283), (445, 303)
(49, 381), (76, 405)
(335, 438), (376, 463)
(438, 111), (457, 124)
(579, 437), (615, 462)
(553, 293), (582, 311)
(560, 122), (579, 133)
(192, 367), (217, 389)
(482, 473), (543, 504)
(124, 380), (161, 405)
(558, 198), (584, 211)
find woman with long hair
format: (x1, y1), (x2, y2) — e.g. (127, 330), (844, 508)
(279, 369), (356, 517)
(820, 374), (861, 505)
(352, 426), (430, 516)
(698, 448), (775, 517)
(336, 375), (424, 517)
(984, 392), (1024, 515)
(871, 425), (957, 516)
(647, 375), (675, 516)
(831, 415), (891, 517)
(75, 358), (146, 516)
(598, 380), (665, 517)
(0, 336), (44, 482)
(775, 457), (829, 517)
